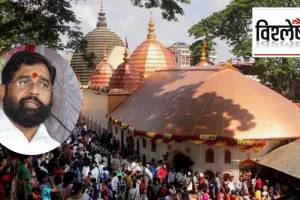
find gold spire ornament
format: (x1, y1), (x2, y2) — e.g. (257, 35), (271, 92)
(97, 0), (107, 27)
(221, 59), (238, 71)
(225, 59), (233, 68)
(147, 16), (156, 40)
(123, 38), (130, 63)
(196, 40), (209, 66)
(200, 40), (208, 63)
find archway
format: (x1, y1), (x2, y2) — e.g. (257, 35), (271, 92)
(168, 151), (193, 173)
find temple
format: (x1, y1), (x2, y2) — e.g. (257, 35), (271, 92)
(71, 1), (125, 85)
(128, 17), (176, 78)
(79, 6), (300, 181)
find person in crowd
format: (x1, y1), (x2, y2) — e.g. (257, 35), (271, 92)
(202, 188), (211, 200)
(228, 176), (235, 194)
(255, 189), (262, 200)
(192, 171), (199, 193)
(215, 172), (221, 195)
(0, 122), (295, 200)
(37, 170), (57, 200)
(16, 155), (32, 200)
(235, 175), (243, 194)
(144, 163), (153, 181)
(89, 177), (100, 200)
(66, 181), (86, 200)
(101, 180), (109, 200)
(198, 173), (208, 192)
(116, 172), (127, 200)
(156, 164), (168, 183)
(225, 187), (231, 200)
(273, 190), (281, 200)
(139, 176), (148, 200)
(159, 181), (169, 199)
(53, 175), (63, 200)
(168, 182), (176, 200)
(62, 171), (74, 200)
(127, 181), (140, 200)
(217, 187), (225, 200)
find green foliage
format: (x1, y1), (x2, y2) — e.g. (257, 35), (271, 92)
(0, 0), (190, 69)
(254, 58), (300, 97)
(188, 0), (300, 96)
(130, 0), (190, 21)
(0, 0), (84, 54)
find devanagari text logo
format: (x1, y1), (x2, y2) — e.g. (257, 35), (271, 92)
(252, 8), (300, 57)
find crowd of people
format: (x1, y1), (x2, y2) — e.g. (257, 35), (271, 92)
(0, 123), (296, 200)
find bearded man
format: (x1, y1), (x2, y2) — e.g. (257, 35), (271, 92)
(0, 50), (60, 155)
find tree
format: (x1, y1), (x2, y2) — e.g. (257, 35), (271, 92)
(255, 57), (300, 97)
(188, 0), (300, 97)
(130, 0), (191, 21)
(0, 0), (190, 53)
(0, 0), (84, 54)
(1, 0), (190, 69)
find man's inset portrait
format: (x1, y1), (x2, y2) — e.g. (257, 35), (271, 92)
(0, 46), (81, 155)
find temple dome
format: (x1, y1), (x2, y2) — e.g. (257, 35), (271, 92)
(90, 50), (114, 90)
(111, 65), (300, 141)
(109, 48), (142, 92)
(71, 3), (124, 85)
(128, 17), (176, 78)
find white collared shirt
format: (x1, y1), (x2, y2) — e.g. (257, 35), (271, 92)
(0, 107), (60, 155)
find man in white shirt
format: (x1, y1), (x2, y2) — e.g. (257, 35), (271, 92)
(144, 163), (153, 180)
(167, 169), (175, 184)
(0, 50), (60, 155)
(111, 171), (119, 196)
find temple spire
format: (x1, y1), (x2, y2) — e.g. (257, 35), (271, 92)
(221, 58), (238, 71)
(200, 40), (208, 63)
(225, 59), (233, 68)
(97, 0), (107, 27)
(123, 38), (130, 63)
(147, 16), (156, 40)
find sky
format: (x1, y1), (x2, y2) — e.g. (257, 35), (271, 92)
(69, 0), (232, 62)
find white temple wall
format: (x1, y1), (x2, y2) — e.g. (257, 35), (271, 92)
(113, 127), (166, 162)
(112, 124), (283, 181)
(82, 90), (109, 129)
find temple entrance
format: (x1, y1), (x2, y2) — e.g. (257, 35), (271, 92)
(168, 151), (193, 173)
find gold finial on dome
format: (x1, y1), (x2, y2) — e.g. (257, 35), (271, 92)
(221, 58), (238, 71)
(123, 38), (130, 63)
(225, 59), (233, 68)
(102, 45), (108, 62)
(200, 40), (208, 63)
(97, 0), (107, 27)
(147, 15), (156, 40)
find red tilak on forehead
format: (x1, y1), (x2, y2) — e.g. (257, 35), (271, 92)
(32, 72), (38, 79)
